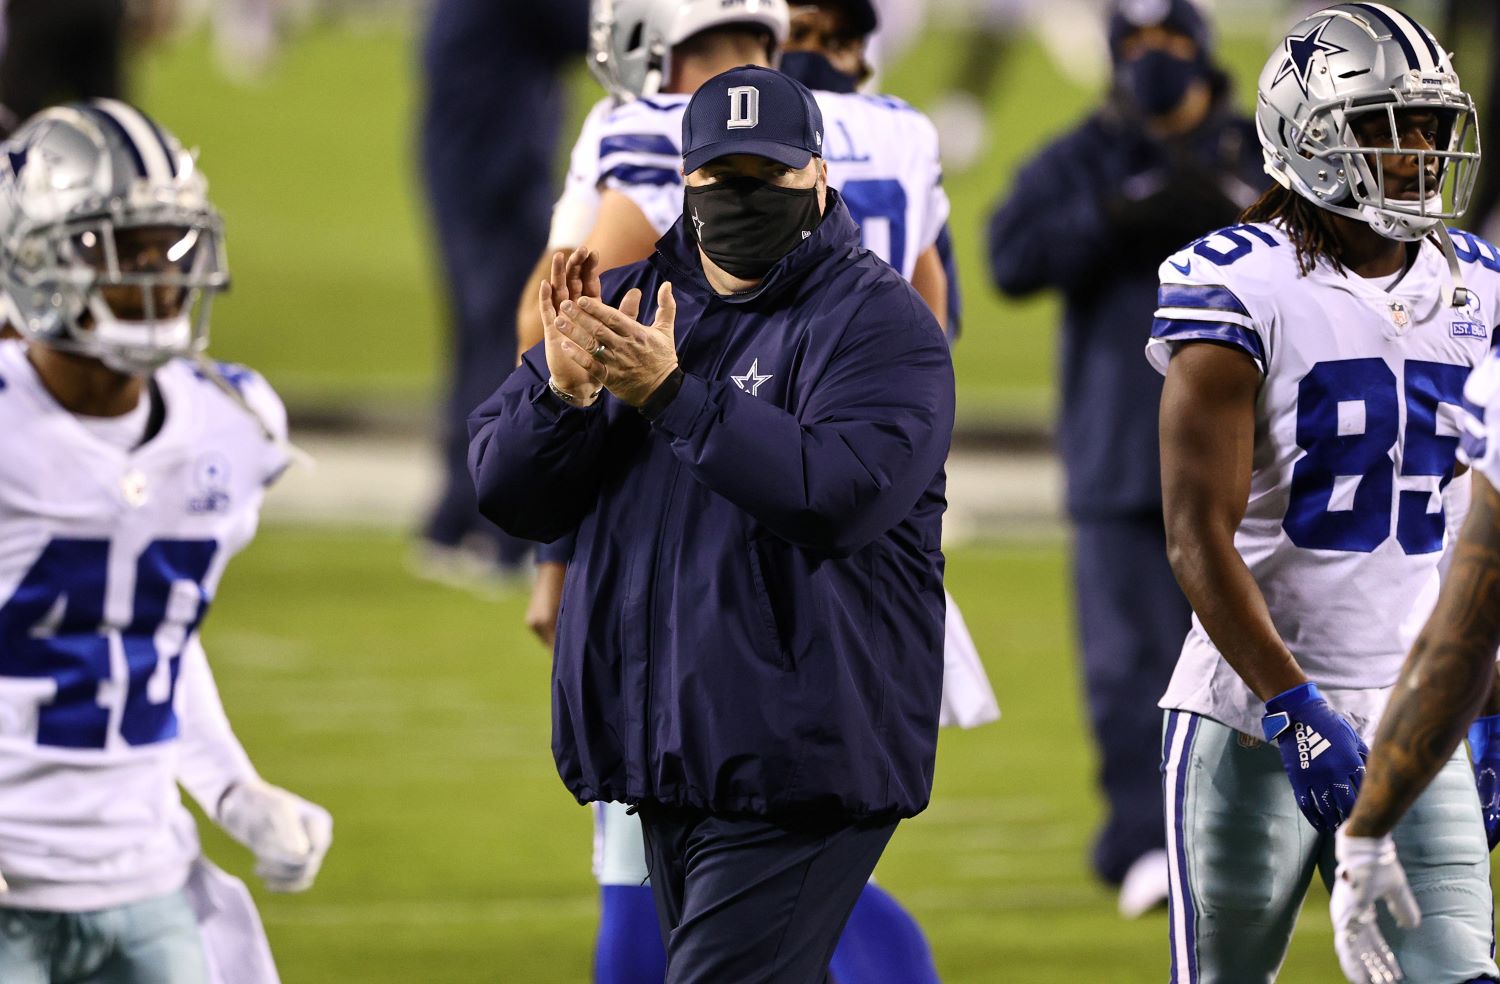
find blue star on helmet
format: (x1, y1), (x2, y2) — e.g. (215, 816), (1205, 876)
(1274, 20), (1348, 98)
(6, 145), (26, 177)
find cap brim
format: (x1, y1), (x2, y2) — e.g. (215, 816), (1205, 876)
(684, 139), (814, 174)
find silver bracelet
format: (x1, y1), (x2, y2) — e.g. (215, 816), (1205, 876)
(548, 377), (598, 406)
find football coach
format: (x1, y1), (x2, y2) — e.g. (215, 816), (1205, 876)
(468, 66), (954, 983)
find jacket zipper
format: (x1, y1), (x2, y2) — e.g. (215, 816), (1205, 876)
(641, 462), (680, 801)
(639, 293), (735, 807)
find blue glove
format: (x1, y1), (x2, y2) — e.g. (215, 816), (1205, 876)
(1468, 714), (1500, 850)
(1262, 682), (1369, 831)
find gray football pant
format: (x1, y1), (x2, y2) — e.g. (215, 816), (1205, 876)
(1162, 710), (1498, 983)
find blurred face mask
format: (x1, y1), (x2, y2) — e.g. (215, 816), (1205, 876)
(684, 176), (822, 279)
(1122, 50), (1204, 117)
(779, 51), (859, 94)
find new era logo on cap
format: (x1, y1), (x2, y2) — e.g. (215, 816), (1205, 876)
(682, 66), (824, 173)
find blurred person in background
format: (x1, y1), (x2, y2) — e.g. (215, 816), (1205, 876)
(1442, 0), (1500, 235)
(414, 0), (589, 587)
(0, 100), (331, 984)
(985, 0), (1263, 918)
(511, 3), (992, 980)
(926, 0), (1035, 174)
(0, 0), (128, 136)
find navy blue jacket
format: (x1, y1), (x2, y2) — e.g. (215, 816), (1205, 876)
(987, 97), (1264, 518)
(469, 190), (954, 820)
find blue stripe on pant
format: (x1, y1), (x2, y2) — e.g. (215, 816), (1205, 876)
(1163, 709), (1199, 983)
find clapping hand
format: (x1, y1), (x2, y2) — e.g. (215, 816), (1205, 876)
(538, 248), (605, 404)
(552, 282), (680, 409)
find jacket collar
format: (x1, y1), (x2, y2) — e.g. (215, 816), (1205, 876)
(652, 186), (862, 306)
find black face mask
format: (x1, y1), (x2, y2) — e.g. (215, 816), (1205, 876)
(684, 176), (822, 279)
(779, 51), (859, 94)
(1121, 50), (1205, 117)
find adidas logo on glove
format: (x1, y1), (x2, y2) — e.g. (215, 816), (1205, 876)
(1296, 724), (1331, 769)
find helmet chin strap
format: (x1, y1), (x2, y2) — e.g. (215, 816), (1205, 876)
(1282, 162), (1470, 307)
(1430, 223), (1472, 308)
(640, 40), (667, 98)
(1356, 205), (1471, 309)
(191, 352), (315, 472)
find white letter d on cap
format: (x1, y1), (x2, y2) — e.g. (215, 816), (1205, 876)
(727, 86), (759, 129)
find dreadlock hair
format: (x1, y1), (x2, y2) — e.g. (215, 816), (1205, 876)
(1239, 183), (1348, 277)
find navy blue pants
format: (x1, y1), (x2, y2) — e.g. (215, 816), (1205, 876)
(637, 804), (896, 984)
(419, 36), (564, 560)
(1071, 512), (1192, 884)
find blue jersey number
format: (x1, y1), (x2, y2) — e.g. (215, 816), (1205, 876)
(840, 178), (909, 275)
(1450, 230), (1500, 272)
(1190, 224), (1281, 267)
(0, 538), (218, 748)
(1283, 359), (1467, 553)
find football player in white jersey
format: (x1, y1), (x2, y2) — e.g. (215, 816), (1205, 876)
(509, 3), (990, 982)
(1334, 339), (1500, 982)
(0, 101), (331, 984)
(1149, 5), (1499, 981)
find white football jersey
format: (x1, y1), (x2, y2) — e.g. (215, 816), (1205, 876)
(1147, 224), (1500, 738)
(548, 89), (950, 280)
(1460, 330), (1500, 485)
(0, 340), (284, 911)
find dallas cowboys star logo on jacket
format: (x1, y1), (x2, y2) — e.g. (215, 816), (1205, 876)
(731, 358), (772, 396)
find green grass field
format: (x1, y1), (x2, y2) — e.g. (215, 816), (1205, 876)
(131, 17), (1279, 427)
(201, 526), (1355, 982)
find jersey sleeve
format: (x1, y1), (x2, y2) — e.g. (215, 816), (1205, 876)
(188, 358), (290, 487)
(595, 98), (686, 238)
(1458, 346), (1500, 485)
(1448, 228), (1500, 344)
(912, 111), (949, 253)
(174, 636), (259, 816)
(239, 367), (291, 486)
(1146, 237), (1270, 377)
(548, 97), (614, 249)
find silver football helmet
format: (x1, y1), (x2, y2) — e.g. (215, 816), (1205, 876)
(0, 100), (228, 374)
(1255, 3), (1480, 242)
(588, 0), (790, 102)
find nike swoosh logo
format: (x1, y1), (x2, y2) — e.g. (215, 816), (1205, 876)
(1170, 259), (1192, 275)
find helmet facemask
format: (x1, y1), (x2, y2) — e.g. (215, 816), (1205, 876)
(9, 204), (228, 375)
(1264, 76), (1481, 242)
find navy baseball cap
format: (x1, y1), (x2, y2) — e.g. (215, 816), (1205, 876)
(681, 66), (824, 174)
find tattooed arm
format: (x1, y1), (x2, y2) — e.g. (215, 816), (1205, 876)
(1345, 473), (1500, 838)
